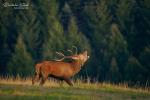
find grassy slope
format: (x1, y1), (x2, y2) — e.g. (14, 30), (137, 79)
(0, 83), (150, 100)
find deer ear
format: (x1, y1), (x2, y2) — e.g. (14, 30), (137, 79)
(83, 51), (87, 55)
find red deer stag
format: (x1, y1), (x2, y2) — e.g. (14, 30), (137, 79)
(32, 48), (89, 86)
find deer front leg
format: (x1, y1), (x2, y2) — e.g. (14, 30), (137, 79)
(64, 78), (73, 86)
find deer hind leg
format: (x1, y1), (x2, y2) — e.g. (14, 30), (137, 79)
(32, 64), (41, 85)
(39, 72), (48, 86)
(32, 73), (40, 85)
(64, 78), (73, 86)
(39, 77), (46, 86)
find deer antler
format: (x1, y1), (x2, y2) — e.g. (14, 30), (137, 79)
(67, 49), (73, 55)
(72, 46), (78, 55)
(54, 51), (73, 61)
(54, 51), (65, 61)
(54, 46), (78, 61)
(67, 46), (78, 55)
(56, 52), (65, 57)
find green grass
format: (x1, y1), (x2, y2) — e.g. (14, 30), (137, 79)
(0, 84), (150, 100)
(0, 78), (150, 100)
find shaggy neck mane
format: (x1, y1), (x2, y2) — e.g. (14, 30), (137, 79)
(71, 60), (83, 74)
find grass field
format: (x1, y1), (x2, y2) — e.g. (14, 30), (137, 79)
(0, 77), (150, 100)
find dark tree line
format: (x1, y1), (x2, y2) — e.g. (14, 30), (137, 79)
(0, 0), (150, 86)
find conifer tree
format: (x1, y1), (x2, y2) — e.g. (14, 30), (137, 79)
(107, 57), (120, 83)
(14, 2), (42, 62)
(66, 16), (90, 52)
(139, 47), (150, 82)
(125, 56), (145, 85)
(108, 23), (128, 80)
(42, 0), (65, 60)
(8, 35), (34, 77)
(83, 0), (112, 80)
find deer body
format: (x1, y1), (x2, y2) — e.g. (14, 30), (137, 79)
(32, 51), (89, 86)
(36, 60), (82, 78)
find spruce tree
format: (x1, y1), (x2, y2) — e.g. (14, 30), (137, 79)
(139, 47), (150, 82)
(42, 0), (65, 60)
(107, 57), (120, 83)
(8, 35), (34, 77)
(66, 16), (90, 52)
(125, 56), (145, 85)
(108, 23), (128, 80)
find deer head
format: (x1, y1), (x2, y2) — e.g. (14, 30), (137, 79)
(69, 51), (89, 66)
(54, 47), (89, 66)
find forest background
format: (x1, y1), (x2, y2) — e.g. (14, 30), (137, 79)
(0, 0), (150, 86)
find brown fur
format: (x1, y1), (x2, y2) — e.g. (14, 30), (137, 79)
(32, 51), (89, 86)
